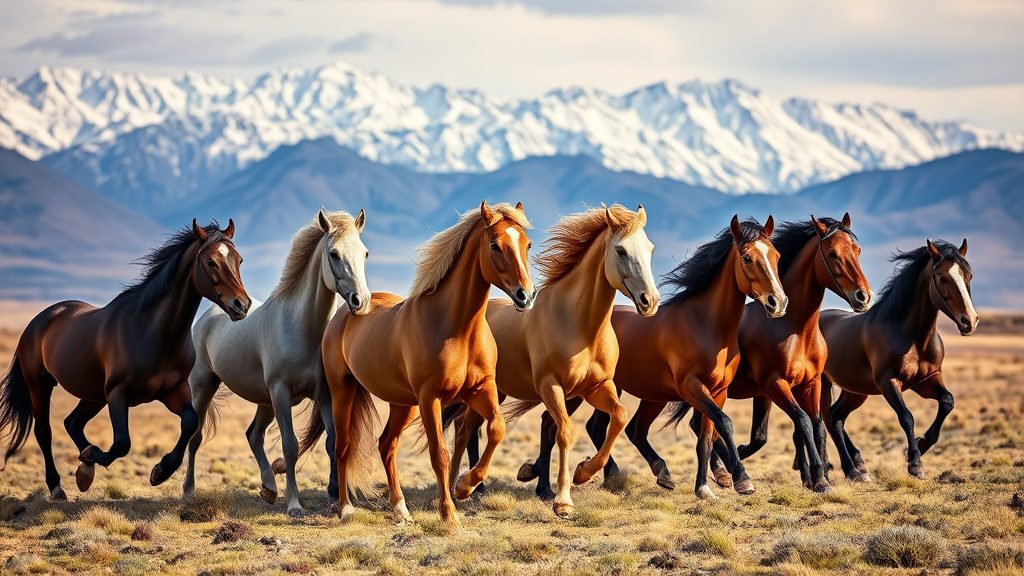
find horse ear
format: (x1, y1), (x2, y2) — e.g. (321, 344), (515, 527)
(842, 212), (852, 228)
(354, 209), (366, 232)
(637, 204), (647, 227)
(926, 239), (942, 261)
(604, 204), (621, 228)
(811, 214), (828, 238)
(959, 238), (968, 256)
(225, 219), (235, 239)
(729, 215), (742, 242)
(192, 219), (207, 241)
(318, 209), (330, 232)
(480, 200), (494, 225)
(515, 201), (524, 214)
(763, 215), (775, 237)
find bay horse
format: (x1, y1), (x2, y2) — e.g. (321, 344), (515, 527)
(304, 201), (534, 532)
(692, 215), (872, 493)
(447, 205), (659, 518)
(819, 239), (977, 481)
(521, 216), (788, 501)
(0, 220), (250, 501)
(184, 210), (371, 515)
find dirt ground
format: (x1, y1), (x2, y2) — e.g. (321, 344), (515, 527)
(0, 303), (1022, 576)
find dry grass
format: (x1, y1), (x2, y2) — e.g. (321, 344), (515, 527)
(1, 307), (1024, 575)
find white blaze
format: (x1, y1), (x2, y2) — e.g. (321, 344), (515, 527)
(947, 263), (977, 319)
(505, 227), (526, 276)
(755, 241), (784, 297)
(217, 244), (230, 257)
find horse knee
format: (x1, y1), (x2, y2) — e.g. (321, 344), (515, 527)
(938, 392), (954, 415)
(181, 408), (200, 438)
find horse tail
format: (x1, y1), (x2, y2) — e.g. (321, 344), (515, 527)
(343, 383), (380, 496)
(201, 386), (232, 442)
(503, 400), (542, 425)
(660, 401), (693, 432)
(0, 355), (34, 467)
(441, 403), (466, 434)
(298, 359), (329, 458)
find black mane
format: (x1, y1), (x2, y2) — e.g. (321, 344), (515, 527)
(662, 218), (765, 305)
(111, 221), (227, 312)
(773, 217), (857, 277)
(871, 240), (971, 323)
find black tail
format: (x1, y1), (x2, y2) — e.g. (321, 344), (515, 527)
(0, 355), (34, 466)
(441, 403), (466, 433)
(661, 401), (692, 432)
(298, 358), (329, 458)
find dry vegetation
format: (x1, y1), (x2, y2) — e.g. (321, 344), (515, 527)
(1, 305), (1023, 575)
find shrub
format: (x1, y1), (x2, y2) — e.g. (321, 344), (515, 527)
(865, 526), (946, 568)
(956, 542), (1024, 576)
(130, 523), (153, 541)
(635, 534), (672, 552)
(179, 491), (227, 523)
(767, 532), (860, 570)
(80, 508), (134, 536)
(509, 540), (556, 563)
(697, 529), (734, 557)
(317, 538), (382, 568)
(212, 520), (254, 544)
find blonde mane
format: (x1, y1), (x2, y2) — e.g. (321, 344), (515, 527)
(408, 203), (531, 299)
(270, 210), (358, 299)
(536, 204), (644, 287)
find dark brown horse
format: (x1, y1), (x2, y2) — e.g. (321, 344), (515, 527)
(0, 220), (250, 500)
(818, 239), (977, 481)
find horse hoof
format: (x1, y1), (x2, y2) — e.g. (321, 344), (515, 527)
(537, 487), (556, 502)
(337, 503), (355, 519)
(260, 485), (278, 504)
(656, 471), (676, 491)
(849, 470), (872, 483)
(711, 468), (733, 489)
(150, 463), (173, 487)
(733, 478), (756, 495)
(393, 500), (413, 523)
(75, 462), (95, 492)
(696, 485), (718, 501)
(908, 465), (927, 480)
(553, 502), (574, 519)
(50, 486), (67, 502)
(271, 458), (286, 475)
(813, 481), (833, 494)
(517, 460), (538, 482)
(443, 518), (463, 535)
(454, 473), (475, 501)
(78, 445), (96, 464)
(287, 507), (305, 518)
(573, 458), (594, 485)
(854, 460), (869, 474)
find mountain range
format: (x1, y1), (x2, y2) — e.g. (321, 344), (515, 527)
(2, 62), (1022, 214)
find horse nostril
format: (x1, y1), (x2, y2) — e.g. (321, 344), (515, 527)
(350, 294), (362, 309)
(639, 292), (651, 308)
(961, 315), (971, 327)
(766, 295), (777, 310)
(514, 288), (528, 304)
(855, 290), (868, 304)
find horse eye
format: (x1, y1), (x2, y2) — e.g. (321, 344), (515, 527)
(330, 251), (340, 260)
(615, 246), (627, 256)
(829, 250), (839, 259)
(741, 255), (753, 264)
(205, 259), (214, 266)
(490, 241), (501, 252)
(365, 250), (369, 259)
(527, 242), (532, 250)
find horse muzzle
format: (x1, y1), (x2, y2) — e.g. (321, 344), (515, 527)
(634, 291), (660, 317)
(762, 294), (788, 319)
(225, 296), (251, 321)
(345, 291), (372, 316)
(849, 288), (872, 313)
(958, 314), (979, 336)
(511, 286), (536, 311)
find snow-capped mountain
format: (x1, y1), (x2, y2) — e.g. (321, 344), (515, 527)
(2, 62), (1022, 205)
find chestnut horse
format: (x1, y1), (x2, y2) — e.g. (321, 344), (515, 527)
(692, 215), (872, 493)
(0, 220), (250, 500)
(447, 205), (659, 518)
(184, 210), (371, 515)
(522, 216), (787, 501)
(819, 239), (977, 481)
(305, 201), (534, 531)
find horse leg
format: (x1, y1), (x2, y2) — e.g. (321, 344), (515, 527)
(827, 390), (870, 481)
(738, 395), (772, 459)
(794, 378), (831, 492)
(912, 374), (954, 456)
(454, 382), (506, 500)
(626, 399), (673, 489)
(539, 381), (576, 518)
(331, 374), (359, 518)
(419, 396), (459, 531)
(574, 381), (627, 485)
(584, 390), (623, 483)
(29, 371), (63, 500)
(380, 404), (417, 523)
(182, 371), (219, 497)
(691, 413), (734, 489)
(151, 382), (200, 487)
(762, 378), (826, 491)
(80, 389), (131, 468)
(681, 379), (754, 495)
(878, 375), (925, 479)
(269, 384), (303, 515)
(316, 396), (339, 502)
(694, 413), (716, 500)
(450, 406), (484, 498)
(248, 405), (279, 503)
(524, 397), (583, 501)
(64, 399), (104, 494)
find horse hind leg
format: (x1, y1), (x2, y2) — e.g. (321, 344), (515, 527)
(267, 385), (304, 516)
(450, 404), (486, 501)
(626, 399), (673, 490)
(247, 405), (279, 503)
(30, 369), (64, 500)
(380, 404), (417, 523)
(65, 399), (104, 493)
(574, 381), (627, 487)
(182, 369), (220, 497)
(454, 382), (506, 501)
(692, 413), (733, 489)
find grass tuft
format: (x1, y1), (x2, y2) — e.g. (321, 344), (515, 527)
(179, 490), (227, 523)
(865, 525), (946, 568)
(696, 529), (735, 557)
(767, 531), (860, 569)
(38, 509), (65, 525)
(104, 481), (129, 500)
(211, 520), (255, 544)
(129, 523), (153, 541)
(80, 507), (134, 536)
(509, 539), (557, 563)
(635, 534), (672, 552)
(956, 542), (1024, 576)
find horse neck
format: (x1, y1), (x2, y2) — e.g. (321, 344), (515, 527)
(275, 240), (336, 334)
(680, 250), (747, 343)
(150, 243), (204, 346)
(779, 238), (827, 327)
(904, 264), (940, 343)
(422, 226), (492, 335)
(542, 229), (617, 337)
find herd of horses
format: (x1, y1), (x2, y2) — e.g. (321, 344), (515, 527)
(0, 201), (978, 533)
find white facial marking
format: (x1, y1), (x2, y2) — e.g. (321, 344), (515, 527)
(754, 241), (784, 296)
(505, 227), (526, 273)
(217, 244), (229, 257)
(613, 230), (658, 305)
(947, 263), (977, 318)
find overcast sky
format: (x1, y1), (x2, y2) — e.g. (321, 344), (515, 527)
(3, 0), (1023, 130)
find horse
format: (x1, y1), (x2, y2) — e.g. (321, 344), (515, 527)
(688, 214), (872, 493)
(303, 201), (534, 532)
(519, 216), (788, 501)
(183, 210), (371, 515)
(446, 205), (659, 518)
(819, 239), (977, 481)
(0, 220), (250, 501)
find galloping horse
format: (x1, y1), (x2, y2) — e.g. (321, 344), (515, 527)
(448, 205), (659, 518)
(696, 215), (872, 493)
(184, 210), (371, 515)
(819, 239), (977, 481)
(521, 216), (788, 501)
(304, 201), (534, 531)
(0, 220), (250, 500)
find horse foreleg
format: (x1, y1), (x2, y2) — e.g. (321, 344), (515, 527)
(793, 378), (830, 492)
(64, 398), (104, 494)
(539, 381), (576, 518)
(525, 398), (583, 501)
(81, 390), (131, 468)
(682, 379), (754, 495)
(584, 389), (622, 482)
(738, 395), (772, 459)
(151, 383), (199, 487)
(912, 374), (954, 456)
(625, 399), (673, 489)
(450, 405), (484, 497)
(269, 385), (303, 515)
(695, 413), (716, 501)
(247, 405), (279, 503)
(419, 396), (459, 532)
(692, 414), (734, 489)
(183, 372), (219, 497)
(380, 404), (417, 523)
(763, 378), (826, 491)
(330, 376), (358, 518)
(454, 382), (506, 500)
(827, 389), (870, 481)
(575, 381), (627, 486)
(878, 374), (925, 479)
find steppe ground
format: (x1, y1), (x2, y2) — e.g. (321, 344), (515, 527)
(1, 302), (1023, 576)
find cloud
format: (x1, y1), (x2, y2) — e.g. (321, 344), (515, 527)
(434, 0), (704, 16)
(242, 37), (327, 65)
(328, 32), (378, 54)
(17, 24), (241, 65)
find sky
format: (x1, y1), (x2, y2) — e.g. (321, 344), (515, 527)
(2, 0), (1023, 131)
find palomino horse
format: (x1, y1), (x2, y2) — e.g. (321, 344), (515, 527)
(819, 239), (977, 481)
(448, 205), (659, 518)
(521, 216), (788, 501)
(692, 215), (872, 493)
(305, 201), (534, 531)
(184, 210), (371, 515)
(0, 221), (250, 500)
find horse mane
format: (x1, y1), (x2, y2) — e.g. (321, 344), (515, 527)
(661, 218), (765, 306)
(536, 205), (644, 287)
(270, 210), (358, 300)
(773, 217), (857, 277)
(112, 221), (227, 312)
(871, 240), (971, 323)
(408, 203), (531, 299)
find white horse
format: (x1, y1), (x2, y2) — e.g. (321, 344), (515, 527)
(183, 209), (371, 515)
